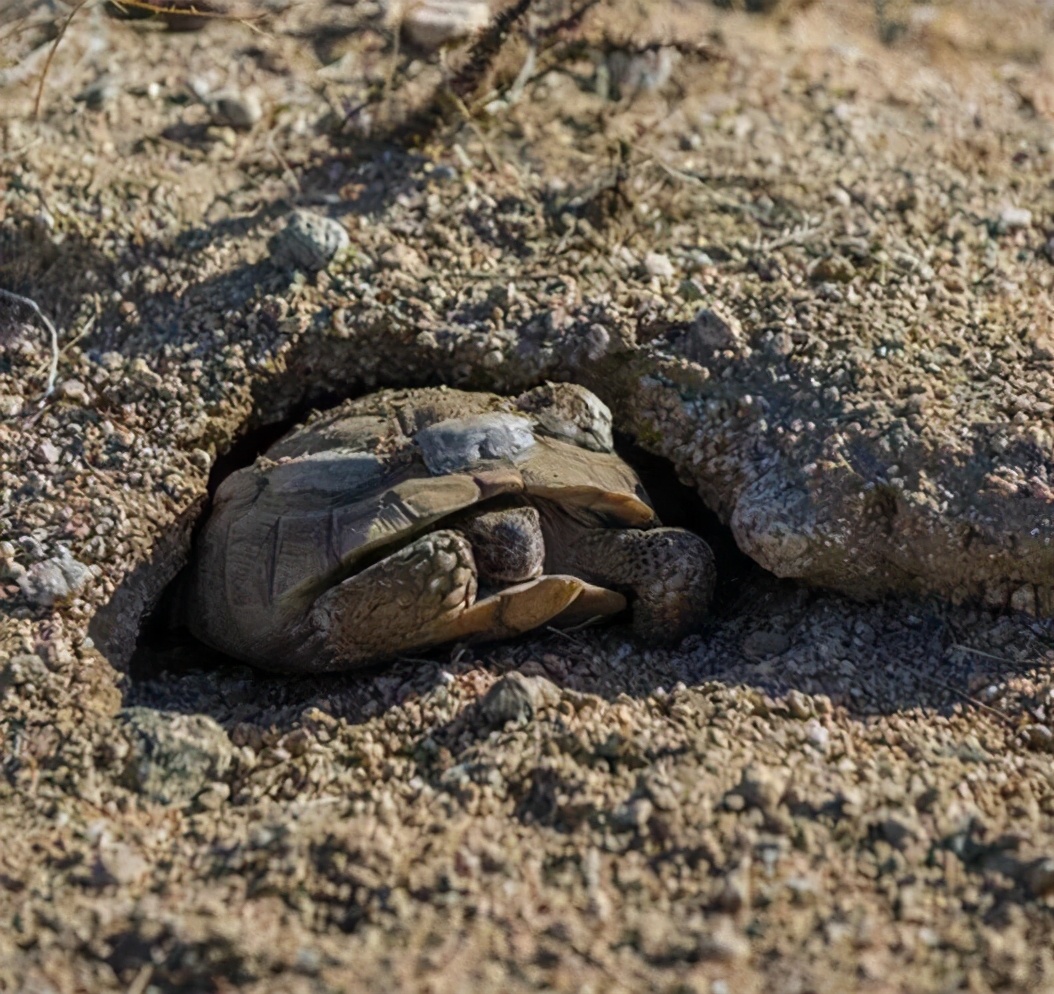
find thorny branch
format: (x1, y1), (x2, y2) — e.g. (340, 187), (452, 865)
(389, 0), (541, 145)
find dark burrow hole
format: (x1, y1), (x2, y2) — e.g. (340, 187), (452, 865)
(128, 402), (766, 684)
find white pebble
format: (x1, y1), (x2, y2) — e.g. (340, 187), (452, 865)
(644, 252), (675, 279)
(998, 205), (1032, 230)
(392, 0), (490, 52)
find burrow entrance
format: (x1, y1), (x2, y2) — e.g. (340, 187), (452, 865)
(124, 395), (766, 686)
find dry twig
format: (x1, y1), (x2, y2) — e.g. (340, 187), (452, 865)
(0, 287), (61, 406)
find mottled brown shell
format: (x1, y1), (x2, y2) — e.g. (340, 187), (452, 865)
(181, 384), (657, 662)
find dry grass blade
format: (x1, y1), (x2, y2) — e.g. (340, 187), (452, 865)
(912, 671), (1018, 727)
(32, 0), (89, 120)
(0, 287), (61, 406)
(107, 0), (267, 29)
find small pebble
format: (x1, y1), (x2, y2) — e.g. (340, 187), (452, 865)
(57, 379), (90, 405)
(118, 708), (233, 804)
(784, 689), (813, 720)
(697, 916), (750, 963)
(878, 816), (916, 850)
(644, 251), (675, 279)
(1022, 723), (1053, 753)
(610, 796), (653, 832)
(604, 47), (675, 100)
(742, 630), (790, 659)
(75, 76), (119, 110)
(730, 764), (785, 815)
(0, 394), (23, 417)
(270, 210), (351, 273)
(37, 441), (59, 465)
(194, 781), (232, 811)
(379, 242), (428, 276)
(1024, 857), (1054, 897)
(804, 719), (830, 751)
(997, 205), (1032, 231)
(481, 671), (558, 726)
(17, 550), (94, 608)
(92, 843), (149, 887)
(395, 0), (490, 52)
(0, 653), (51, 690)
(208, 89), (263, 130)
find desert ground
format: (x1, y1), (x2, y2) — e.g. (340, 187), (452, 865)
(1, 1), (1053, 991)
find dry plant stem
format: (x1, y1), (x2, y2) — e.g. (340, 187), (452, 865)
(33, 0), (89, 119)
(534, 0), (602, 43)
(447, 94), (501, 170)
(949, 643), (1019, 664)
(264, 133), (301, 195)
(383, 20), (401, 126)
(31, 314), (94, 381)
(0, 287), (60, 406)
(107, 0), (262, 27)
(912, 672), (1017, 728)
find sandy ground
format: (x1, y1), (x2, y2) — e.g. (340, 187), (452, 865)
(1, 1), (1053, 992)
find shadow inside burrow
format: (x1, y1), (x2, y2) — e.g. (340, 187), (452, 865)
(119, 573), (1054, 755)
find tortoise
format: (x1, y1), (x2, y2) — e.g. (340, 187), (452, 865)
(177, 384), (716, 673)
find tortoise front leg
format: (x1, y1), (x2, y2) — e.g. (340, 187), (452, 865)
(292, 529), (479, 672)
(546, 526), (716, 644)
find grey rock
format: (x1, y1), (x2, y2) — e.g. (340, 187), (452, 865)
(730, 764), (785, 814)
(1024, 857), (1054, 897)
(610, 796), (653, 832)
(74, 76), (119, 110)
(784, 689), (814, 720)
(17, 550), (94, 607)
(394, 0), (490, 52)
(597, 47), (676, 102)
(481, 672), (559, 726)
(643, 252), (674, 280)
(0, 653), (52, 691)
(997, 205), (1032, 231)
(117, 708), (232, 804)
(91, 842), (149, 887)
(270, 210), (351, 273)
(876, 815), (917, 850)
(697, 916), (750, 963)
(742, 629), (790, 659)
(1022, 723), (1054, 753)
